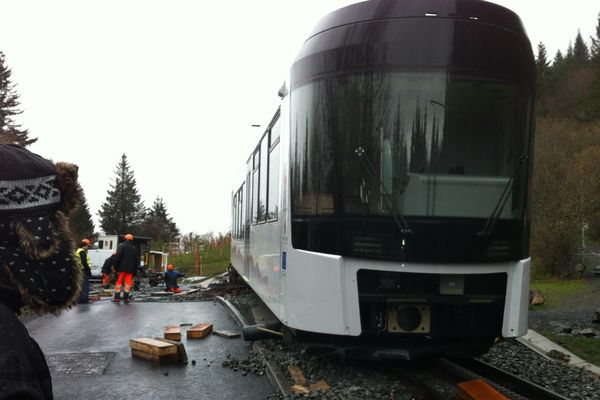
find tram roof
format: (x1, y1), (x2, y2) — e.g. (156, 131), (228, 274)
(308, 0), (527, 41)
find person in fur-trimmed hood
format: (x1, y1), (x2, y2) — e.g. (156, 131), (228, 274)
(0, 144), (84, 400)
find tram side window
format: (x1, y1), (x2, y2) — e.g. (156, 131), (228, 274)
(252, 149), (260, 225)
(259, 136), (268, 223)
(232, 193), (237, 238)
(238, 183), (245, 239)
(268, 118), (280, 221)
(233, 184), (244, 239)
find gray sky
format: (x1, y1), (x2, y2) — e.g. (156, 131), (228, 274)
(0, 0), (598, 235)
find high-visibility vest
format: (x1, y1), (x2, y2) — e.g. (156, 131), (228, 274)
(75, 248), (91, 271)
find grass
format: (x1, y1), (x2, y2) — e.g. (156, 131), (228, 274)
(529, 278), (590, 310)
(538, 328), (600, 366)
(530, 277), (600, 365)
(167, 244), (231, 278)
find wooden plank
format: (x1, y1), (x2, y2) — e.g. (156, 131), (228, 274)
(164, 325), (181, 341)
(287, 365), (307, 386)
(290, 385), (310, 394)
(131, 349), (179, 365)
(213, 329), (241, 339)
(129, 338), (177, 356)
(150, 291), (173, 297)
(173, 288), (202, 297)
(154, 337), (188, 364)
(309, 380), (331, 392)
(257, 326), (283, 337)
(457, 379), (509, 400)
(187, 323), (213, 339)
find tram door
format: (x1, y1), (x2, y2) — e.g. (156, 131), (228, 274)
(243, 170), (251, 278)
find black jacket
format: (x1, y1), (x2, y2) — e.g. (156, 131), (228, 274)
(101, 255), (115, 275)
(0, 277), (53, 400)
(113, 241), (140, 274)
(164, 270), (184, 289)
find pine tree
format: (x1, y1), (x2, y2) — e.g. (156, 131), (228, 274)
(0, 51), (35, 146)
(98, 154), (146, 234)
(70, 198), (95, 241)
(139, 197), (180, 245)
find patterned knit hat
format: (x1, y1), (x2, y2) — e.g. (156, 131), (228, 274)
(0, 144), (83, 314)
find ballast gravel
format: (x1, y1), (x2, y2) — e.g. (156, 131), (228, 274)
(225, 291), (600, 400)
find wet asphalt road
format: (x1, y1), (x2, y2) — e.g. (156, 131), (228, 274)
(24, 299), (273, 400)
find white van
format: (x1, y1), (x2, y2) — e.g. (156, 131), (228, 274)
(88, 249), (114, 278)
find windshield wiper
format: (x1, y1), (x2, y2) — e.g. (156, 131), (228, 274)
(355, 147), (412, 234)
(477, 154), (528, 237)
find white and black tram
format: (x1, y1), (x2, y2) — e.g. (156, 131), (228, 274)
(231, 0), (535, 359)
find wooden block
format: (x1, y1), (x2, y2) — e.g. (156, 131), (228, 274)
(290, 385), (310, 394)
(129, 338), (177, 356)
(213, 329), (241, 339)
(131, 349), (179, 365)
(173, 288), (201, 297)
(287, 365), (307, 386)
(309, 380), (331, 392)
(150, 291), (173, 297)
(164, 325), (181, 341)
(457, 379), (509, 400)
(187, 323), (213, 339)
(154, 337), (188, 364)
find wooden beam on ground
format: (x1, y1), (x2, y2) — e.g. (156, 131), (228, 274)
(457, 379), (509, 400)
(173, 288), (202, 297)
(129, 338), (177, 356)
(290, 385), (310, 394)
(150, 291), (173, 297)
(187, 323), (213, 339)
(287, 365), (307, 386)
(164, 325), (181, 341)
(131, 349), (179, 365)
(309, 380), (331, 392)
(213, 329), (241, 339)
(154, 337), (188, 364)
(129, 338), (178, 365)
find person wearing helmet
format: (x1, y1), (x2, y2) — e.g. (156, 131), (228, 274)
(164, 264), (185, 293)
(112, 233), (140, 303)
(101, 251), (117, 289)
(75, 238), (93, 303)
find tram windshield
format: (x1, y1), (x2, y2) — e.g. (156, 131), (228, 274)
(290, 71), (533, 261)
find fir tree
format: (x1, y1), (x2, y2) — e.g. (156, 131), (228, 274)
(70, 198), (95, 241)
(0, 51), (35, 146)
(566, 41), (574, 64)
(573, 30), (590, 65)
(536, 42), (551, 98)
(588, 13), (600, 118)
(98, 154), (146, 234)
(590, 12), (600, 63)
(139, 197), (180, 245)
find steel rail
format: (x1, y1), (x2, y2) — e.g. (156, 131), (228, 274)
(440, 357), (570, 400)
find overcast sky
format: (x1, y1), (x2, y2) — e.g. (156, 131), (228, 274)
(0, 0), (598, 236)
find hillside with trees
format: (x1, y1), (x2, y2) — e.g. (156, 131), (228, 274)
(532, 13), (600, 277)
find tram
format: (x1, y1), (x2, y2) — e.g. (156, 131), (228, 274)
(231, 0), (535, 358)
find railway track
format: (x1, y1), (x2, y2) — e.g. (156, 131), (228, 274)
(219, 286), (571, 400)
(393, 357), (570, 400)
